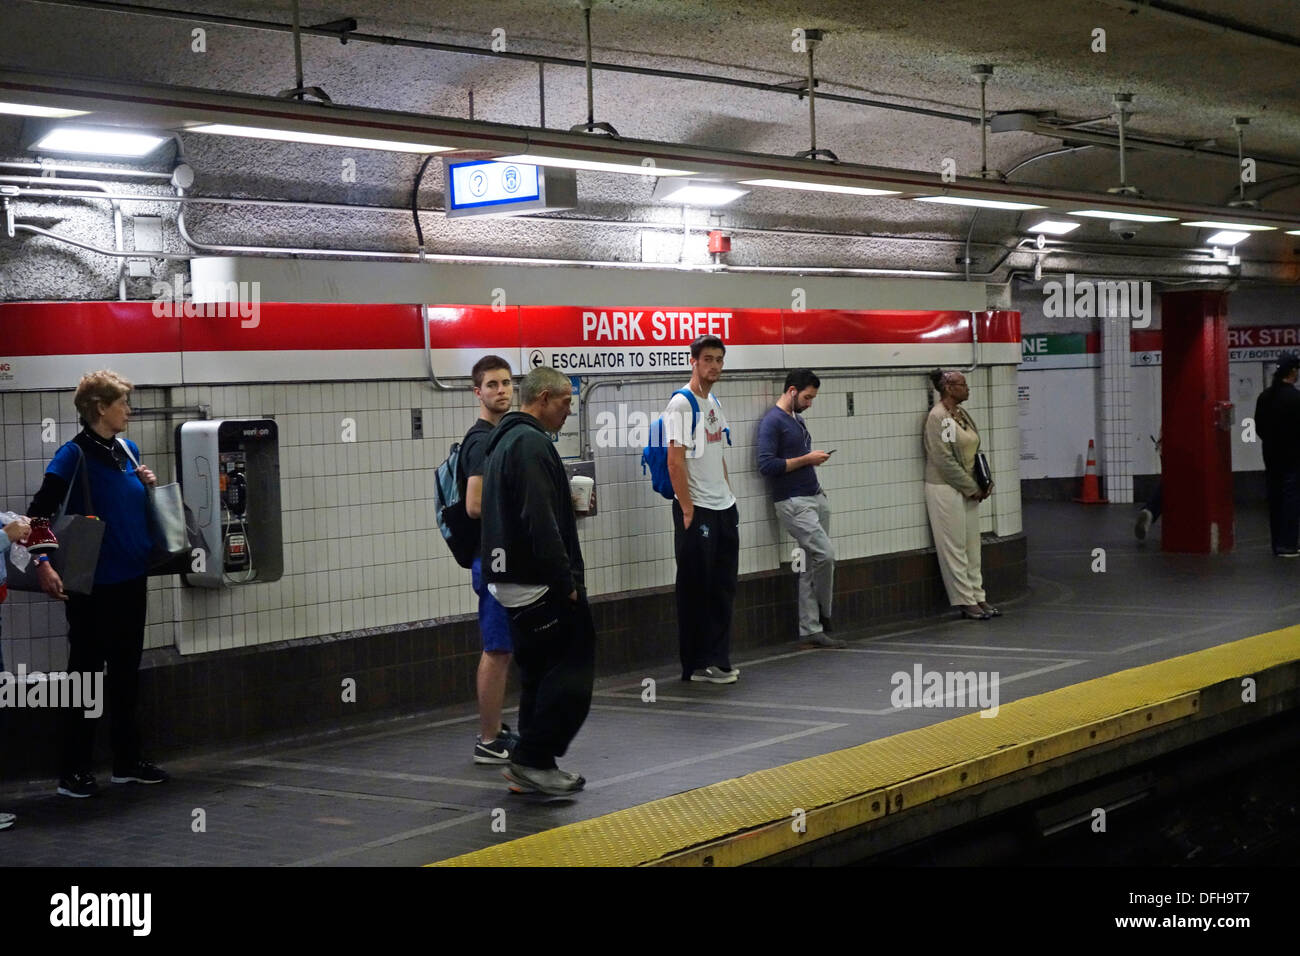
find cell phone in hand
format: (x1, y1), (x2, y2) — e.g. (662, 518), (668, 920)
(826, 449), (837, 455)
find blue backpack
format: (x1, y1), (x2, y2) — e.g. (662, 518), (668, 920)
(434, 441), (477, 568)
(641, 388), (731, 500)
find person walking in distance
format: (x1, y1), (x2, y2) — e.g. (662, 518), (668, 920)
(664, 335), (741, 683)
(481, 367), (595, 796)
(1254, 351), (1300, 557)
(459, 356), (519, 763)
(757, 369), (843, 648)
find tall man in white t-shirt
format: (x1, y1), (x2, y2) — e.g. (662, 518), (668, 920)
(664, 335), (740, 684)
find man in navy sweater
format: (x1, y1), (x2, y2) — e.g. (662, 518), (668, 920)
(756, 369), (843, 647)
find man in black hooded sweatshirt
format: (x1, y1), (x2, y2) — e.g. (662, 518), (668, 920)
(1254, 351), (1300, 557)
(481, 366), (595, 796)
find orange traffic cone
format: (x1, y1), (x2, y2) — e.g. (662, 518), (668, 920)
(1074, 439), (1109, 504)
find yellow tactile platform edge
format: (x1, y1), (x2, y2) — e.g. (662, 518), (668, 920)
(431, 625), (1300, 867)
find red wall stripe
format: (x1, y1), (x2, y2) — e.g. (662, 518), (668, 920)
(1, 303), (1021, 356)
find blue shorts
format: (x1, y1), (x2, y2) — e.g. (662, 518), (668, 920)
(471, 556), (513, 654)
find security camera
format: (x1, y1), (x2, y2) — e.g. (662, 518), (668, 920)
(1109, 220), (1143, 240)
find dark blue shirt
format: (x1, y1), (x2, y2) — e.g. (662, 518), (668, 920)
(756, 405), (822, 503)
(48, 437), (152, 585)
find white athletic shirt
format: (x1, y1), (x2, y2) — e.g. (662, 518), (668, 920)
(488, 581), (549, 607)
(662, 386), (736, 511)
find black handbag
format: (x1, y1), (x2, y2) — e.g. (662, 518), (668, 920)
(975, 452), (993, 493)
(4, 445), (106, 595)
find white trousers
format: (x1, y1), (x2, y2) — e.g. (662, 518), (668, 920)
(924, 482), (985, 606)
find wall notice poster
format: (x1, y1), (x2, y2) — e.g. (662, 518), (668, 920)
(551, 376), (582, 460)
(1018, 384), (1041, 463)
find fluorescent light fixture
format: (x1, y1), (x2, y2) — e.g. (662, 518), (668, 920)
(32, 126), (168, 157)
(1287, 230), (1300, 236)
(0, 101), (88, 118)
(652, 178), (748, 206)
(739, 178), (899, 196)
(1068, 209), (1177, 222)
(189, 123), (451, 153)
(1180, 220), (1276, 232)
(914, 196), (1045, 210)
(1026, 219), (1081, 235)
(497, 153), (694, 176)
(1205, 230), (1250, 246)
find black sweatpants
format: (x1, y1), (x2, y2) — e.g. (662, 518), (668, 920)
(1265, 466), (1300, 554)
(507, 589), (596, 770)
(673, 501), (739, 679)
(61, 576), (147, 777)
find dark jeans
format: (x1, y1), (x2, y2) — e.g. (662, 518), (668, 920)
(1265, 466), (1300, 554)
(506, 589), (595, 770)
(672, 501), (739, 679)
(61, 576), (147, 777)
(1144, 482), (1163, 523)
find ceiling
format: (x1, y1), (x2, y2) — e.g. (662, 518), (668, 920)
(4, 0), (1300, 282)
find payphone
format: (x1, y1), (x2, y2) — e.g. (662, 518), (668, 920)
(176, 419), (283, 587)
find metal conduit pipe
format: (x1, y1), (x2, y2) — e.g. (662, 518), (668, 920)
(0, 174), (121, 199)
(30, 0), (980, 127)
(12, 186), (1255, 273)
(0, 161), (173, 180)
(964, 145), (1097, 281)
(0, 174), (132, 298)
(11, 185), (1242, 262)
(12, 184), (1016, 252)
(4, 218), (194, 261)
(172, 188), (1022, 277)
(8, 187), (1246, 287)
(422, 304), (459, 392)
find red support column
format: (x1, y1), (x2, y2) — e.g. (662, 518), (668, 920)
(1160, 290), (1234, 553)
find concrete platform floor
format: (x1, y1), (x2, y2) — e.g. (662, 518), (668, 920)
(1, 500), (1295, 866)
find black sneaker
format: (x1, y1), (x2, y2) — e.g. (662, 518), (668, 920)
(474, 733), (514, 765)
(57, 772), (99, 798)
(111, 761), (169, 785)
(0, 812), (15, 830)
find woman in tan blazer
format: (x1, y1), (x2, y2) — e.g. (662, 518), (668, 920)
(922, 369), (1000, 620)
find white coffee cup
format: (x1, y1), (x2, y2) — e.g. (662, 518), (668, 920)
(570, 475), (594, 513)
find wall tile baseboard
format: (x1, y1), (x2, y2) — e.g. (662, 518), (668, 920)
(0, 536), (1026, 779)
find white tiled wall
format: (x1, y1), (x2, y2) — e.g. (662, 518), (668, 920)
(1101, 312), (1135, 504)
(1, 369), (1022, 668)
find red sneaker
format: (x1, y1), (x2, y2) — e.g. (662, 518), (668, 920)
(22, 518), (58, 554)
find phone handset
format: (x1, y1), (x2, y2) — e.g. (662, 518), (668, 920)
(226, 472), (247, 517)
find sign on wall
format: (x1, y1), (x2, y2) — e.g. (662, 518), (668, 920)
(429, 307), (1022, 378)
(1019, 327), (1300, 371)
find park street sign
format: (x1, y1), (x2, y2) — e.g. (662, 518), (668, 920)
(444, 159), (576, 218)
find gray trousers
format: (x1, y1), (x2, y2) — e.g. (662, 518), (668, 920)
(774, 491), (835, 636)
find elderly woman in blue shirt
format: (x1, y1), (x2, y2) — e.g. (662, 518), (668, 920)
(27, 370), (169, 799)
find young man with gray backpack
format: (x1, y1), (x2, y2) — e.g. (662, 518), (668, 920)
(656, 335), (740, 684)
(437, 355), (520, 764)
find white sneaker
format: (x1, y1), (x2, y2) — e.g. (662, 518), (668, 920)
(690, 666), (738, 684)
(1134, 509), (1152, 541)
(0, 812), (15, 831)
